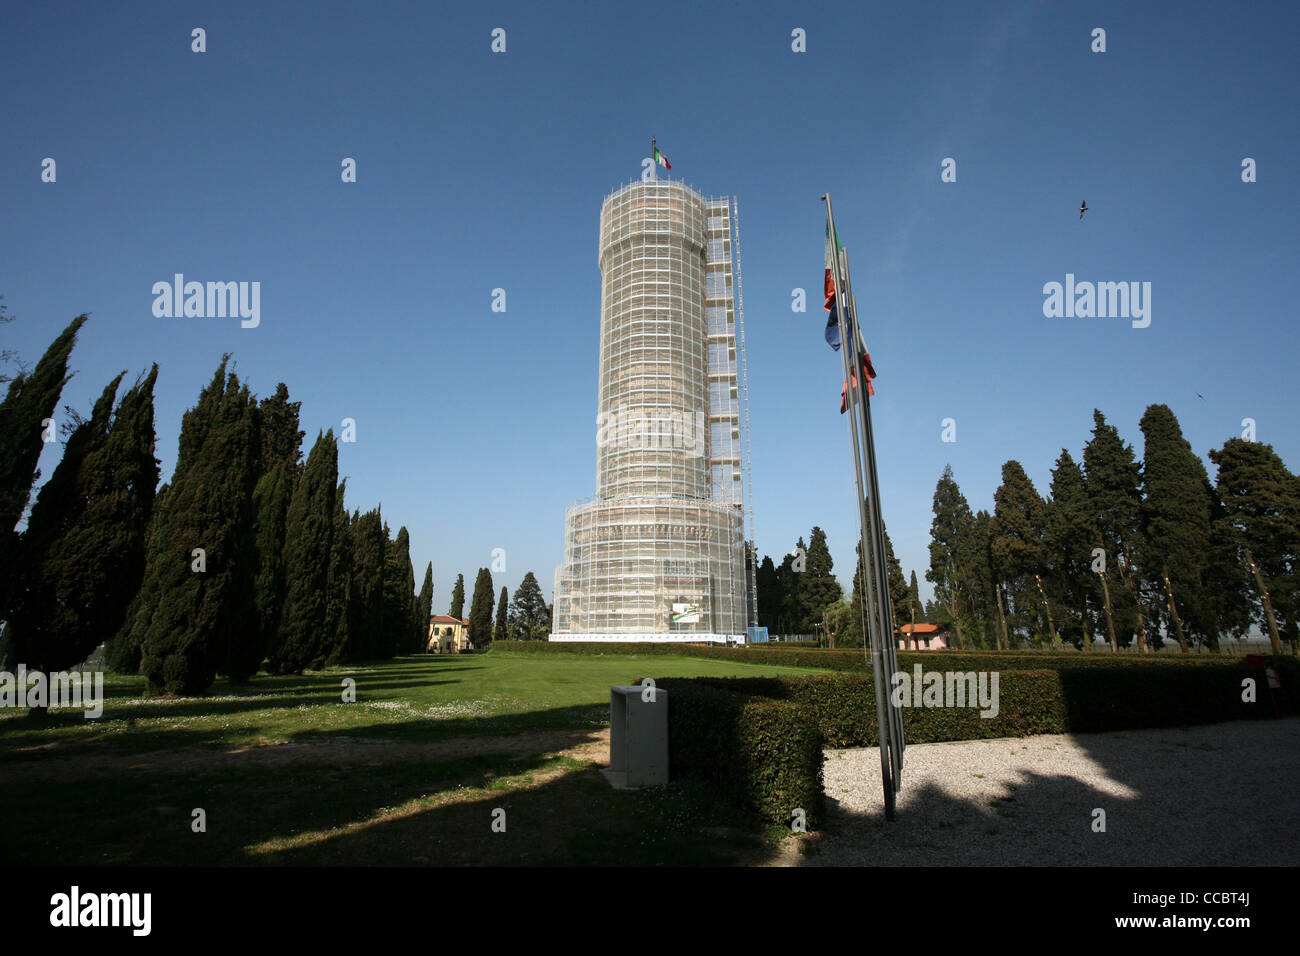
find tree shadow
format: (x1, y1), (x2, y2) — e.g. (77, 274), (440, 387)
(801, 717), (1300, 866)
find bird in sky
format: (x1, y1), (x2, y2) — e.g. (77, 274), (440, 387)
(1196, 392), (1206, 401)
(1079, 200), (1088, 219)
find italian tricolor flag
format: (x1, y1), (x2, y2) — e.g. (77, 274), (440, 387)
(654, 145), (671, 170)
(824, 222), (842, 313)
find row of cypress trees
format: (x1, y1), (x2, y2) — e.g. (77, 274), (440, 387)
(926, 406), (1300, 652)
(0, 312), (432, 695)
(105, 357), (431, 693)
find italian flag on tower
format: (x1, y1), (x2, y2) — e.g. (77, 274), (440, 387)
(652, 140), (670, 170)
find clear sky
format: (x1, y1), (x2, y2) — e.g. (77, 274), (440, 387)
(3, 0), (1297, 613)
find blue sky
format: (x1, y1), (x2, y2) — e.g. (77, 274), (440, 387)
(3, 0), (1297, 612)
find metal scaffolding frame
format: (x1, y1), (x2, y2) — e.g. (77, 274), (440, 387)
(551, 179), (750, 643)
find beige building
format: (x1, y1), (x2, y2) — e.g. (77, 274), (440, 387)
(428, 615), (472, 653)
(895, 623), (954, 650)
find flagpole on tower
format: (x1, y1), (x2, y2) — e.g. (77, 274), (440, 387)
(652, 137), (658, 182)
(820, 192), (904, 820)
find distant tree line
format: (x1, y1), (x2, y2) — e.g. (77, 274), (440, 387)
(925, 406), (1299, 653)
(755, 523), (922, 646)
(443, 568), (551, 646)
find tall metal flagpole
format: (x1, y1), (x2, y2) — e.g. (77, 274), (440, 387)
(821, 194), (904, 819)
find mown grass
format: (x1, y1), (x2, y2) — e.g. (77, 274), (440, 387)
(0, 650), (829, 866)
(0, 651), (830, 758)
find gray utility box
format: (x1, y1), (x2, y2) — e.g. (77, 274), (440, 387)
(604, 685), (669, 789)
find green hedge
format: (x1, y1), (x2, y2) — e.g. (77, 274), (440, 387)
(492, 640), (1253, 673)
(675, 659), (1300, 748)
(653, 678), (824, 829)
(643, 658), (1297, 831)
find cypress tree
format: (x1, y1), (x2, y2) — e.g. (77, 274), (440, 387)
(449, 573), (466, 619)
(1083, 410), (1147, 649)
(848, 524), (907, 647)
(782, 537), (808, 634)
(250, 462), (292, 670)
(0, 314), (89, 610)
(343, 508), (386, 661)
(1138, 404), (1212, 651)
(926, 465), (976, 649)
(1198, 476), (1253, 646)
(467, 567), (494, 647)
(106, 482), (169, 674)
(131, 357), (262, 695)
(381, 525), (417, 655)
(968, 509), (1000, 649)
(991, 460), (1056, 646)
(409, 590), (423, 655)
(798, 527), (842, 633)
(7, 366), (160, 674)
(258, 383), (304, 474)
(269, 431), (337, 674)
(322, 481), (354, 666)
(416, 562), (434, 651)
(755, 555), (780, 630)
(399, 529), (417, 654)
(885, 530), (909, 634)
(1208, 438), (1300, 655)
(1046, 449), (1102, 650)
(509, 571), (549, 640)
(494, 586), (509, 642)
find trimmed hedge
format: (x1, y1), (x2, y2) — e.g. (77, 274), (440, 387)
(675, 659), (1299, 748)
(649, 659), (1298, 828)
(654, 678), (824, 829)
(492, 639), (1259, 673)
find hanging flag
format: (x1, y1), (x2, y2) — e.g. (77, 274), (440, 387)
(654, 144), (671, 170)
(824, 222), (844, 349)
(840, 348), (877, 412)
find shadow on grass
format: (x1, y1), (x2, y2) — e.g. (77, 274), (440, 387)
(242, 764), (765, 867)
(0, 698), (610, 761)
(2, 748), (570, 866)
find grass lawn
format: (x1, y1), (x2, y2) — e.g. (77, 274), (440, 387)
(0, 650), (829, 866)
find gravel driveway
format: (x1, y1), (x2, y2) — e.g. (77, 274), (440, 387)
(808, 717), (1300, 866)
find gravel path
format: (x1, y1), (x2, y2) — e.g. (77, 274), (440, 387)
(809, 717), (1300, 866)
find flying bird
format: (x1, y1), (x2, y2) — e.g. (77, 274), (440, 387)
(1196, 392), (1206, 401)
(1079, 200), (1088, 219)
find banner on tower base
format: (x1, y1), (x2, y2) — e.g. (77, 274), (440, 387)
(671, 603), (702, 624)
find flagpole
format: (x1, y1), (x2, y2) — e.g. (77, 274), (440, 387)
(652, 136), (658, 182)
(841, 280), (906, 792)
(822, 193), (901, 819)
